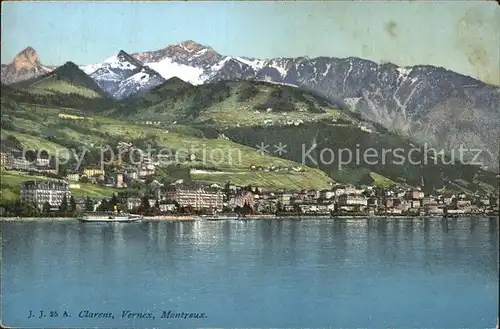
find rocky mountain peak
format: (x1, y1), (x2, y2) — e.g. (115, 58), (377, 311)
(163, 40), (212, 57)
(131, 40), (222, 66)
(12, 46), (40, 69)
(166, 40), (223, 67)
(176, 40), (205, 52)
(117, 50), (130, 57)
(1, 46), (53, 84)
(179, 40), (203, 50)
(116, 50), (143, 67)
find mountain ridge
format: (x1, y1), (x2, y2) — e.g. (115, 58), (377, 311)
(124, 41), (499, 170)
(3, 42), (498, 86)
(3, 42), (499, 169)
(13, 61), (108, 98)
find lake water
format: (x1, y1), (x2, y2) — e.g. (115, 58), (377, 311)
(1, 217), (498, 328)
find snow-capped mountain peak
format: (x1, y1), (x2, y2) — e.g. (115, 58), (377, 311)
(233, 56), (265, 71)
(176, 40), (203, 53)
(83, 50), (141, 75)
(146, 57), (204, 85)
(81, 49), (165, 99)
(132, 40), (223, 69)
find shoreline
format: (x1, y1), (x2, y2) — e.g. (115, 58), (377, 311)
(1, 214), (498, 222)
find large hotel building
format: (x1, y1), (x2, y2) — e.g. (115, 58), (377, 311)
(163, 184), (224, 211)
(20, 180), (71, 209)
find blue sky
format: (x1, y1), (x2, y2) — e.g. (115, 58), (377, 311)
(1, 1), (499, 84)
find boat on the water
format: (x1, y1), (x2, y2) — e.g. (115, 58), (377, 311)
(78, 212), (142, 223)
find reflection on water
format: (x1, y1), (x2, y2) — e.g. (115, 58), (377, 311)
(2, 217), (498, 328)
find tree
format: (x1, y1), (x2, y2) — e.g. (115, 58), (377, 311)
(182, 205), (194, 215)
(276, 201), (283, 213)
(42, 201), (51, 216)
(69, 196), (77, 214)
(59, 195), (68, 216)
(137, 196), (150, 214)
(5, 200), (23, 217)
(153, 199), (161, 215)
(22, 202), (40, 217)
(242, 201), (253, 215)
(224, 181), (231, 194)
(293, 203), (302, 214)
(97, 198), (109, 212)
(145, 176), (155, 185)
(85, 197), (94, 212)
(110, 193), (119, 207)
(127, 181), (142, 190)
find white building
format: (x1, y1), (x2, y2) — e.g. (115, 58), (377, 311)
(164, 185), (224, 211)
(36, 158), (50, 167)
(337, 194), (368, 206)
(20, 180), (71, 209)
(320, 190), (336, 200)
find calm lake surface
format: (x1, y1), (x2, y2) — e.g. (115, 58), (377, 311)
(2, 217), (498, 328)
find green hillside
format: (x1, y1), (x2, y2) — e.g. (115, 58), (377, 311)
(28, 79), (103, 98)
(1, 84), (116, 111)
(114, 79), (497, 194)
(224, 122), (498, 193)
(0, 91), (333, 197)
(13, 61), (107, 98)
(135, 77), (194, 103)
(2, 78), (498, 196)
(117, 79), (364, 128)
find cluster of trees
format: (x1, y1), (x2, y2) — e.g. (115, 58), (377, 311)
(53, 195), (78, 216)
(0, 201), (43, 217)
(236, 85), (259, 103)
(133, 196), (177, 215)
(276, 201), (291, 214)
(95, 194), (125, 213)
(275, 202), (305, 215)
(0, 195), (78, 217)
(233, 201), (253, 216)
(136, 196), (154, 215)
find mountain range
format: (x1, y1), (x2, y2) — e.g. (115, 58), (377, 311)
(2, 40), (499, 170)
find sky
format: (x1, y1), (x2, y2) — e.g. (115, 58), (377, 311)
(1, 1), (499, 85)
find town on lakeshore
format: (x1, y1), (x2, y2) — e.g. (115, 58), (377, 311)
(0, 146), (498, 219)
